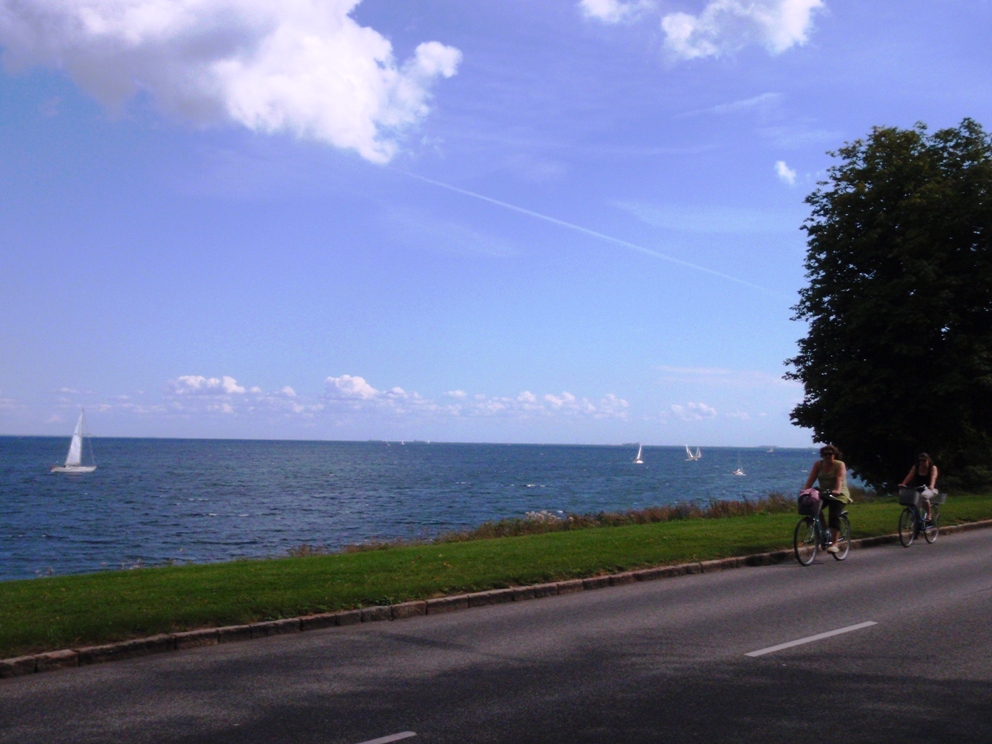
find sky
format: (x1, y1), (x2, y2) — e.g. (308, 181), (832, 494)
(1, 0), (990, 446)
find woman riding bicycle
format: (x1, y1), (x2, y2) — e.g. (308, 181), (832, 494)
(900, 453), (938, 523)
(803, 445), (852, 553)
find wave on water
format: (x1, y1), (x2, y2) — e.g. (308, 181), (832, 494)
(0, 438), (817, 581)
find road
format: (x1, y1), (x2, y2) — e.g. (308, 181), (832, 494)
(1, 529), (990, 743)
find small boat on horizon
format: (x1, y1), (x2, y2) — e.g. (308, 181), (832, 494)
(51, 410), (97, 474)
(732, 452), (745, 476)
(685, 445), (702, 461)
(633, 444), (644, 464)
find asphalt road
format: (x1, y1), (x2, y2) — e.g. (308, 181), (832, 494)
(2, 528), (990, 743)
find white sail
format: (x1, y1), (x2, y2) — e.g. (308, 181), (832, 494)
(52, 410), (96, 473)
(695, 447), (702, 459)
(65, 412), (84, 466)
(686, 445), (701, 461)
(633, 444), (644, 464)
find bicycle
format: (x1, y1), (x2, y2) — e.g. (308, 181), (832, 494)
(897, 486), (945, 547)
(794, 491), (851, 566)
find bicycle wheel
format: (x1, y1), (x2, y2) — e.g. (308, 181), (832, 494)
(794, 517), (818, 566)
(924, 505), (940, 544)
(832, 515), (851, 561)
(898, 507), (917, 547)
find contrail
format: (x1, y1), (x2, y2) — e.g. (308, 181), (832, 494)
(396, 170), (784, 297)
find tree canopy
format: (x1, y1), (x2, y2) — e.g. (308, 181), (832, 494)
(788, 119), (992, 490)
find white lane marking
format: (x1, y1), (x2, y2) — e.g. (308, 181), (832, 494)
(746, 621), (878, 657)
(354, 733), (416, 744)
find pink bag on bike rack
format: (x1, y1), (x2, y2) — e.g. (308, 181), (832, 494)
(798, 488), (822, 516)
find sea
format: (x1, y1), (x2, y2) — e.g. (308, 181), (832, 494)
(0, 438), (818, 582)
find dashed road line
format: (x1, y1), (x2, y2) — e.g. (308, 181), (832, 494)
(746, 621), (877, 657)
(354, 732), (416, 744)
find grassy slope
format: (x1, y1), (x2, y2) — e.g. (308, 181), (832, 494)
(2, 494), (991, 659)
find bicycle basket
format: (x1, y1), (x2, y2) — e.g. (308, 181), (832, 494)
(929, 490), (947, 505)
(798, 489), (822, 516)
(898, 486), (922, 507)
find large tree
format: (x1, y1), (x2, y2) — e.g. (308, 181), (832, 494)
(788, 119), (992, 490)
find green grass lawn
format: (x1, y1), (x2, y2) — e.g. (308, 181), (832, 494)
(2, 493), (990, 659)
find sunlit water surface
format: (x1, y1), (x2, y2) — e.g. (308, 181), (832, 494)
(0, 438), (819, 581)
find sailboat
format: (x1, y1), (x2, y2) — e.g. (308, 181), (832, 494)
(633, 444), (644, 464)
(51, 410), (97, 473)
(732, 453), (745, 476)
(685, 445), (702, 461)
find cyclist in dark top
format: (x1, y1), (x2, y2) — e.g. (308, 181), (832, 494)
(900, 453), (938, 523)
(803, 445), (852, 553)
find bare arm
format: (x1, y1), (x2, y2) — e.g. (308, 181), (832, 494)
(929, 465), (938, 489)
(803, 461), (821, 490)
(900, 466), (915, 487)
(836, 461), (847, 493)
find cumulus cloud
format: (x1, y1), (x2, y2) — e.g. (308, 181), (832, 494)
(167, 375), (246, 395)
(323, 375), (629, 420)
(0, 0), (461, 162)
(160, 374), (327, 416)
(662, 0), (824, 60)
(669, 401), (718, 421)
(775, 159), (797, 185)
(324, 374), (381, 400)
(580, 0), (652, 24)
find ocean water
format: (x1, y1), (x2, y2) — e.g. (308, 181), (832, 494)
(0, 438), (817, 582)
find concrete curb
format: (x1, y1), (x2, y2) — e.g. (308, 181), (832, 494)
(3, 517), (991, 680)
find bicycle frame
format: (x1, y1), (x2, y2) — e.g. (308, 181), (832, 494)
(794, 494), (851, 565)
(899, 500), (939, 547)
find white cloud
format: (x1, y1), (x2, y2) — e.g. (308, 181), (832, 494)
(324, 374), (381, 400)
(775, 160), (797, 185)
(726, 409), (751, 420)
(96, 374), (631, 425)
(167, 375), (246, 395)
(0, 0), (461, 163)
(543, 391), (578, 409)
(580, 0), (652, 24)
(669, 401), (718, 421)
(661, 0), (824, 60)
(322, 376), (629, 420)
(678, 91), (782, 117)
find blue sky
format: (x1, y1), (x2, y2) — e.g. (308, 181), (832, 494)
(1, 0), (990, 445)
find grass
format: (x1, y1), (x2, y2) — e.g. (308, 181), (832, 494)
(2, 491), (991, 659)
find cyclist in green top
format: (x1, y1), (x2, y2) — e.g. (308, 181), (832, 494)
(803, 445), (852, 554)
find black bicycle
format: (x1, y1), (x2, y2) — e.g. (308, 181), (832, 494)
(794, 491), (851, 566)
(897, 486), (944, 547)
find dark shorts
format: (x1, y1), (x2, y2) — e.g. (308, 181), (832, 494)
(821, 498), (844, 531)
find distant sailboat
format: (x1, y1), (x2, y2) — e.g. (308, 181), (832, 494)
(685, 445), (702, 461)
(51, 410), (97, 473)
(732, 452), (745, 476)
(633, 444), (644, 464)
